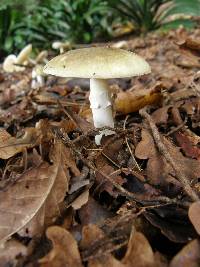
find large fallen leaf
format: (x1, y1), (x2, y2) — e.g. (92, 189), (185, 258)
(44, 140), (80, 224)
(0, 161), (56, 243)
(39, 226), (83, 267)
(115, 87), (162, 115)
(0, 138), (78, 242)
(19, 140), (79, 237)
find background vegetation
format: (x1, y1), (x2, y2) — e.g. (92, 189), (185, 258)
(0, 0), (200, 57)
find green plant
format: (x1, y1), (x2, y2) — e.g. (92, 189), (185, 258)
(0, 0), (39, 56)
(1, 0), (121, 57)
(107, 0), (200, 33)
(12, 0), (113, 51)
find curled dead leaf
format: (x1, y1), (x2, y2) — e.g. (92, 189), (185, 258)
(39, 226), (83, 267)
(115, 88), (162, 115)
(0, 119), (52, 159)
(81, 225), (159, 267)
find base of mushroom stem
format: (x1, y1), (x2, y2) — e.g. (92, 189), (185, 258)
(91, 106), (115, 145)
(95, 129), (115, 146)
(92, 106), (114, 128)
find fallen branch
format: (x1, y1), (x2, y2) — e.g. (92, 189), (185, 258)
(139, 107), (199, 202)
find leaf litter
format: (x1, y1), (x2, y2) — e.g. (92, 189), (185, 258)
(0, 27), (200, 266)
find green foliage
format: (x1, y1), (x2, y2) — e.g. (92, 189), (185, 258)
(107, 0), (200, 33)
(10, 0), (113, 52)
(0, 0), (199, 56)
(0, 0), (39, 55)
(0, 0), (114, 55)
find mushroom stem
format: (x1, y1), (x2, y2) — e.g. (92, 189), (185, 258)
(89, 78), (115, 144)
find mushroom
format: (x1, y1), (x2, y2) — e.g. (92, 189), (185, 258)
(31, 64), (46, 89)
(35, 50), (48, 64)
(52, 41), (71, 54)
(43, 47), (151, 144)
(3, 54), (17, 72)
(16, 44), (32, 65)
(2, 44), (32, 73)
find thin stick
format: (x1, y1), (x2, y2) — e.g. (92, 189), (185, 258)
(123, 115), (141, 171)
(165, 118), (187, 136)
(102, 151), (121, 168)
(140, 108), (199, 202)
(55, 128), (189, 207)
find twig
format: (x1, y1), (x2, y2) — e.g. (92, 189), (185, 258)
(82, 240), (128, 262)
(165, 118), (187, 136)
(140, 107), (199, 202)
(123, 115), (141, 171)
(54, 128), (190, 207)
(101, 151), (121, 168)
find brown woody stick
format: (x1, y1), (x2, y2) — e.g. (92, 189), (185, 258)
(140, 108), (199, 202)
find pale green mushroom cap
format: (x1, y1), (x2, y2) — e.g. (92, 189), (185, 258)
(43, 47), (151, 79)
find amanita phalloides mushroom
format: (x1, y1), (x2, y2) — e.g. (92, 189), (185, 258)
(52, 41), (71, 54)
(43, 47), (151, 144)
(3, 44), (32, 73)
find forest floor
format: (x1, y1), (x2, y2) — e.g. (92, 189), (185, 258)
(0, 27), (200, 267)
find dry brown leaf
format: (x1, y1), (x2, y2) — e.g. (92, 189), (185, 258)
(78, 197), (113, 226)
(178, 37), (200, 55)
(152, 106), (171, 125)
(115, 88), (162, 115)
(20, 140), (79, 236)
(39, 226), (83, 267)
(0, 137), (79, 242)
(61, 106), (93, 134)
(81, 225), (159, 267)
(95, 164), (124, 198)
(0, 239), (27, 266)
(175, 132), (200, 161)
(135, 129), (200, 191)
(71, 189), (89, 210)
(95, 140), (125, 198)
(0, 120), (52, 159)
(81, 224), (120, 267)
(188, 201), (200, 235)
(169, 239), (200, 267)
(122, 231), (155, 267)
(175, 54), (200, 68)
(18, 204), (45, 238)
(0, 162), (57, 243)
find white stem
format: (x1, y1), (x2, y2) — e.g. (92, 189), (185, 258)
(89, 78), (115, 145)
(16, 44), (32, 64)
